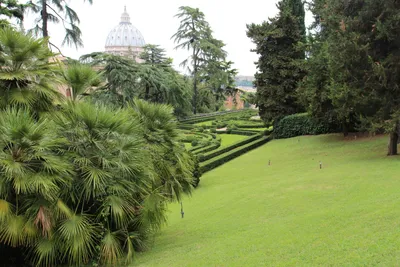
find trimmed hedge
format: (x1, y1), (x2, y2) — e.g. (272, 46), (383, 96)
(178, 124), (194, 130)
(198, 134), (262, 162)
(179, 109), (258, 125)
(236, 124), (266, 129)
(193, 142), (221, 155)
(200, 136), (271, 173)
(229, 129), (262, 136)
(180, 110), (244, 121)
(274, 113), (334, 139)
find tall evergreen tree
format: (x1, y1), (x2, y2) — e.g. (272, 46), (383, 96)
(331, 0), (400, 155)
(172, 6), (226, 114)
(27, 0), (93, 49)
(0, 0), (26, 28)
(247, 0), (306, 124)
(304, 0), (400, 154)
(284, 0), (306, 41)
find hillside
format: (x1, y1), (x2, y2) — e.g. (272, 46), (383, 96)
(135, 134), (400, 266)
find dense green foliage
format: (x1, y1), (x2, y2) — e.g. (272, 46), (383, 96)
(250, 0), (400, 154)
(274, 113), (336, 139)
(0, 29), (196, 267)
(0, 0), (26, 27)
(247, 0), (305, 124)
(80, 51), (192, 117)
(172, 6), (239, 114)
(0, 28), (62, 115)
(28, 0), (93, 48)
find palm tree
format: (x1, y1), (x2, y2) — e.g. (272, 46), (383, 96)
(63, 62), (102, 101)
(129, 99), (194, 202)
(0, 0), (27, 28)
(0, 99), (196, 266)
(0, 28), (62, 115)
(27, 0), (93, 50)
(52, 102), (159, 265)
(0, 108), (73, 266)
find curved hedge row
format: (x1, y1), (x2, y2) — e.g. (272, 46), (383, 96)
(198, 134), (262, 162)
(193, 142), (221, 155)
(200, 136), (271, 173)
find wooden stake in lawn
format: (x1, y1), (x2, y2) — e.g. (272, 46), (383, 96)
(268, 160), (271, 166)
(319, 161), (322, 169)
(180, 201), (184, 218)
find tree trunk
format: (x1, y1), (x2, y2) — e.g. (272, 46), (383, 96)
(342, 122), (349, 137)
(192, 49), (197, 114)
(387, 126), (399, 156)
(42, 0), (48, 37)
(145, 84), (150, 100)
(215, 93), (219, 112)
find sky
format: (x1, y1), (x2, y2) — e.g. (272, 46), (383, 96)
(23, 0), (313, 76)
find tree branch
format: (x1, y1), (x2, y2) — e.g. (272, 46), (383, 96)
(49, 41), (65, 57)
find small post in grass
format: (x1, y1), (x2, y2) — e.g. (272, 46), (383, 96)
(268, 159), (271, 166)
(180, 201), (184, 218)
(319, 161), (322, 169)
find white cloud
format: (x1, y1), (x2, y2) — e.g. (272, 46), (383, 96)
(23, 0), (313, 76)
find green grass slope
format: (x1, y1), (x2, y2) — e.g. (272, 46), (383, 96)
(135, 134), (400, 267)
(219, 134), (247, 148)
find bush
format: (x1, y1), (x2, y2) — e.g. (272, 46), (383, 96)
(199, 134), (262, 162)
(200, 136), (271, 173)
(274, 113), (336, 139)
(229, 129), (263, 136)
(193, 141), (221, 155)
(191, 140), (199, 147)
(216, 122), (227, 128)
(236, 124), (266, 129)
(191, 155), (201, 188)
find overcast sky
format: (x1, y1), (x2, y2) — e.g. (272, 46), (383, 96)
(23, 0), (313, 76)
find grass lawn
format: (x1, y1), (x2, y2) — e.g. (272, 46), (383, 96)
(135, 134), (400, 266)
(194, 120), (214, 126)
(219, 134), (247, 148)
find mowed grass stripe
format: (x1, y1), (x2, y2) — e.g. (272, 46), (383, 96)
(135, 134), (400, 267)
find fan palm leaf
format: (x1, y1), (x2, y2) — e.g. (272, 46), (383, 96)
(0, 28), (63, 112)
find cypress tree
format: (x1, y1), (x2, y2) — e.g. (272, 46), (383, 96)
(247, 0), (306, 124)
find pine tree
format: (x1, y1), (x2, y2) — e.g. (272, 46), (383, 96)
(247, 0), (306, 124)
(310, 0), (400, 154)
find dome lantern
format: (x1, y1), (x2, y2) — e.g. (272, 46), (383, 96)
(120, 6), (130, 24)
(105, 6), (145, 62)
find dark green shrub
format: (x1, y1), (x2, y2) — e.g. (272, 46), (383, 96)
(274, 113), (336, 139)
(193, 142), (221, 155)
(229, 129), (262, 136)
(191, 140), (199, 147)
(237, 124), (266, 129)
(216, 122), (227, 128)
(191, 155), (201, 188)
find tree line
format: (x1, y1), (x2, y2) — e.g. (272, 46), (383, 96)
(248, 0), (400, 155)
(0, 1), (243, 115)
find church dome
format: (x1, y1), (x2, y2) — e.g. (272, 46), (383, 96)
(105, 7), (145, 48)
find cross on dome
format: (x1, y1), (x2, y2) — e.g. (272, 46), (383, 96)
(120, 6), (131, 24)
